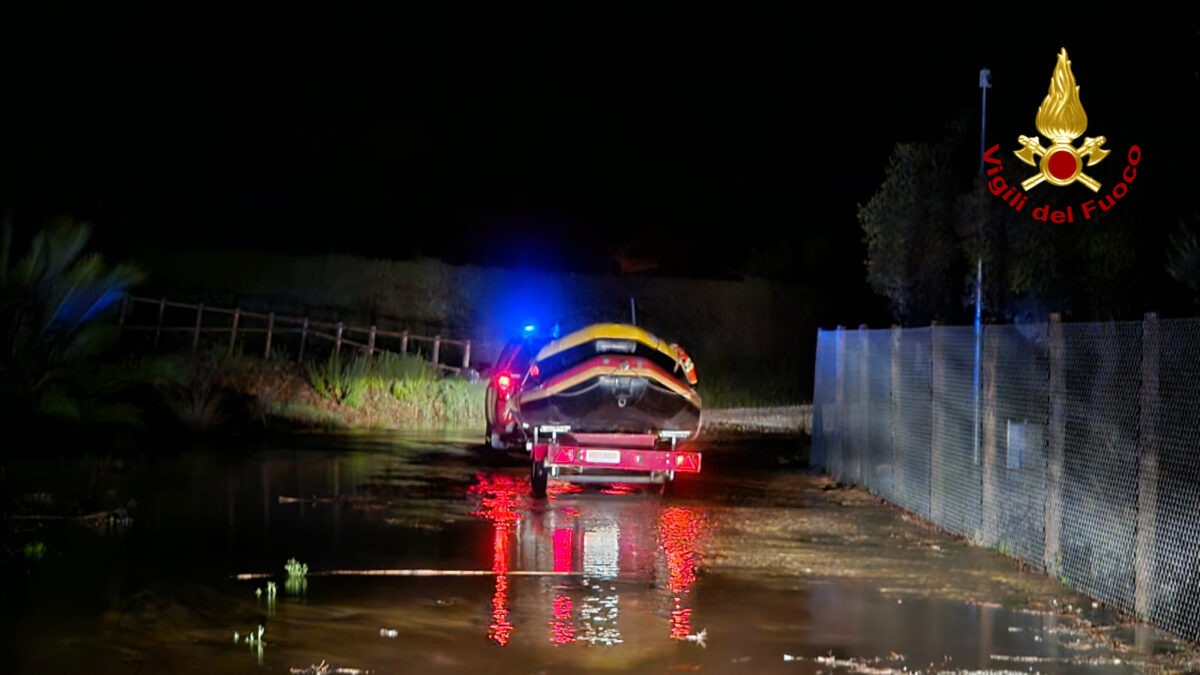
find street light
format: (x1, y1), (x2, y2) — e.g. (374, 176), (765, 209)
(974, 67), (991, 465)
(977, 67), (991, 323)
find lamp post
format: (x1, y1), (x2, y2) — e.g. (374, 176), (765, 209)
(974, 67), (991, 465)
(977, 67), (991, 322)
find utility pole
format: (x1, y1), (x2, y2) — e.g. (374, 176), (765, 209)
(974, 68), (991, 465)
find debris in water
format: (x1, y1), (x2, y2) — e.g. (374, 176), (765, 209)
(290, 659), (370, 675)
(683, 628), (707, 648)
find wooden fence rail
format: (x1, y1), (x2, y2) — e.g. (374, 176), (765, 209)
(113, 295), (472, 374)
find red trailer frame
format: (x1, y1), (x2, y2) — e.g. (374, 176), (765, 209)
(527, 425), (701, 497)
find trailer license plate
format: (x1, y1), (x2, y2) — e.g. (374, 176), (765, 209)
(586, 449), (621, 464)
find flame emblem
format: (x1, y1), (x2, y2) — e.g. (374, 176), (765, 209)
(1014, 48), (1110, 192)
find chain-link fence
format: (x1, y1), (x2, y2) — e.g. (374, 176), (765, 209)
(812, 314), (1200, 644)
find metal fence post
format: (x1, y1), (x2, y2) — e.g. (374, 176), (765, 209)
(833, 325), (846, 481)
(858, 324), (870, 486)
(930, 321), (945, 525)
(1044, 313), (1065, 577)
(889, 324), (901, 501)
(981, 323), (998, 547)
(1135, 312), (1161, 619)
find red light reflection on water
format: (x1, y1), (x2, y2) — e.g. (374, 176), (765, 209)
(549, 509), (579, 644)
(490, 573), (513, 645)
(599, 483), (641, 496)
(550, 594), (576, 645)
(468, 473), (527, 646)
(553, 528), (573, 573)
(467, 474), (710, 647)
(468, 472), (525, 527)
(550, 481), (585, 496)
(658, 505), (707, 639)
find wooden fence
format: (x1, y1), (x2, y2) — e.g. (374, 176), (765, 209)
(114, 295), (473, 374)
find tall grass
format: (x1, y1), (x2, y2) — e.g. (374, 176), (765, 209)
(373, 350), (439, 383)
(304, 352), (371, 408)
(299, 349), (484, 429)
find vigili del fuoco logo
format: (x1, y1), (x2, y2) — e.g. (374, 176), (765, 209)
(983, 48), (1141, 223)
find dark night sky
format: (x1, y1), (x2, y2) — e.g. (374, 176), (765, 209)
(2, 8), (1197, 321)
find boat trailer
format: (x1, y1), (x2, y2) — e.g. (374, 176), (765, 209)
(527, 425), (702, 497)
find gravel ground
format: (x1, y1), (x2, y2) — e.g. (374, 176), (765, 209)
(702, 404), (812, 435)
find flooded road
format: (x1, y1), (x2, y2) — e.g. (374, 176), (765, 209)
(3, 430), (1199, 674)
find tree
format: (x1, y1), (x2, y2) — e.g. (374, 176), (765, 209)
(863, 112), (1142, 327)
(0, 213), (175, 431)
(858, 120), (971, 326)
(1165, 211), (1200, 307)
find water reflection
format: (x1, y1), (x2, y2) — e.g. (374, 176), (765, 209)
(7, 433), (1182, 674)
(466, 470), (710, 649)
(466, 472), (522, 645)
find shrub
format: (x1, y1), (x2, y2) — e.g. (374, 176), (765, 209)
(304, 352), (370, 408)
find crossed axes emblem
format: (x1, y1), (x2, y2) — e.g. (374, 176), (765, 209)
(1014, 135), (1110, 192)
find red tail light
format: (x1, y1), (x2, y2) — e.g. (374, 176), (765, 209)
(496, 373), (513, 392)
(673, 452), (701, 471)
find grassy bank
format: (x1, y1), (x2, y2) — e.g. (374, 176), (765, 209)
(136, 345), (802, 439)
(149, 348), (485, 435)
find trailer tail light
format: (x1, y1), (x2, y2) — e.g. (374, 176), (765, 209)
(673, 452), (701, 472)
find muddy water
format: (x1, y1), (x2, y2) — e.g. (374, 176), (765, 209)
(2, 431), (1198, 674)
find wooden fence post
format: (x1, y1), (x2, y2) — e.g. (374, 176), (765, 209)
(368, 325), (377, 357)
(462, 340), (471, 371)
(116, 295), (128, 337)
(432, 335), (442, 370)
(154, 297), (166, 349)
(299, 317), (309, 362)
(335, 322), (345, 356)
(228, 308), (241, 356)
(401, 330), (409, 354)
(192, 303), (204, 352)
(264, 312), (275, 359)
